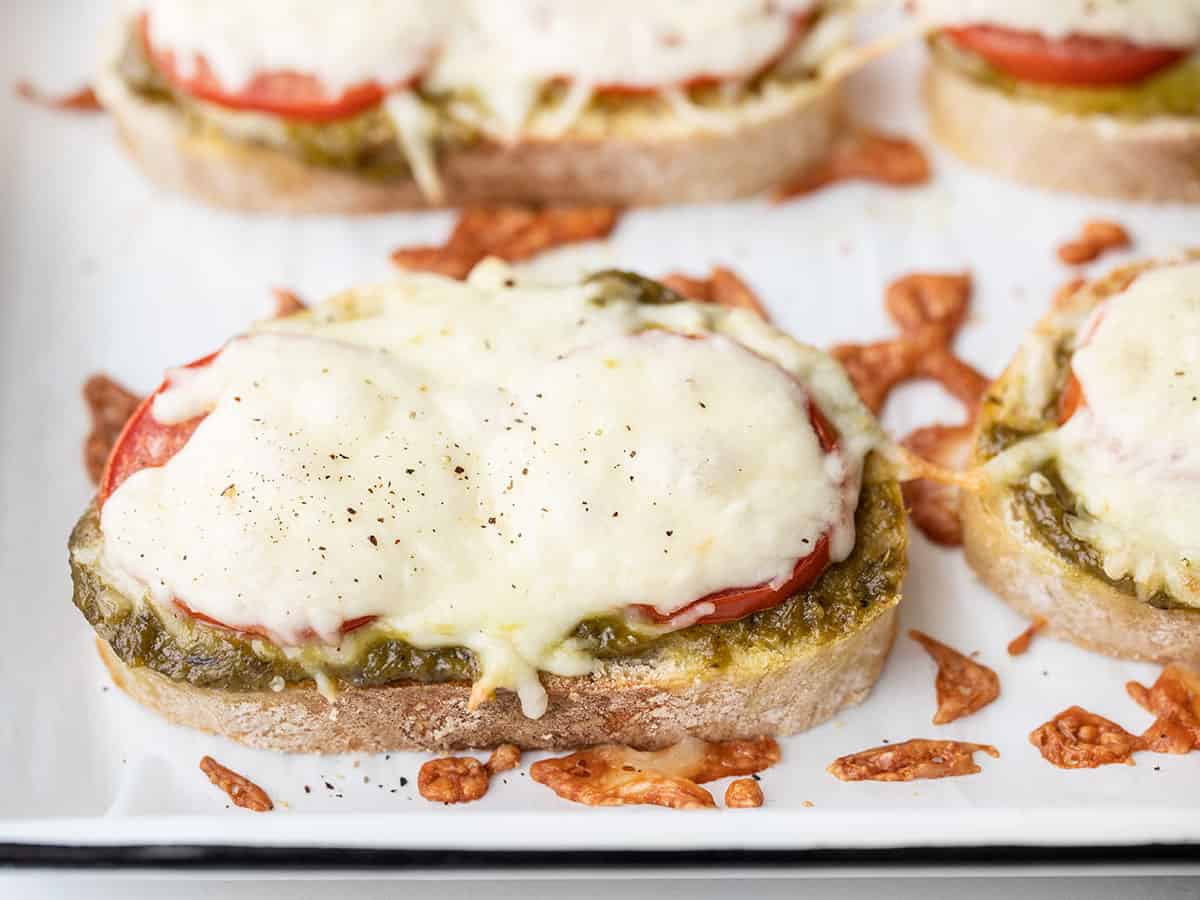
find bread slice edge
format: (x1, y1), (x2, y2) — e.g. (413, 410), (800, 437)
(95, 54), (841, 214)
(98, 598), (898, 753)
(962, 272), (1200, 664)
(926, 58), (1200, 203)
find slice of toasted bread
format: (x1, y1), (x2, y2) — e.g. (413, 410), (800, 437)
(926, 58), (1200, 203)
(962, 259), (1200, 664)
(75, 467), (905, 753)
(96, 605), (898, 753)
(963, 482), (1200, 665)
(95, 52), (840, 214)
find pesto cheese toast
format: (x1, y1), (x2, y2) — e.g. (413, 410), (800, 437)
(964, 252), (1200, 664)
(916, 1), (1200, 202)
(69, 264), (906, 753)
(95, 1), (855, 213)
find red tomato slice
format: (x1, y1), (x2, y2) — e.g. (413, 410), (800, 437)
(634, 398), (842, 626)
(175, 601), (376, 641)
(139, 14), (393, 123)
(946, 26), (1188, 87)
(1058, 372), (1086, 424)
(636, 532), (832, 626)
(98, 352), (218, 506)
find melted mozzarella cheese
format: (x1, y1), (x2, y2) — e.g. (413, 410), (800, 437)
(915, 0), (1200, 47)
(1071, 263), (1200, 474)
(99, 265), (877, 716)
(440, 1), (814, 89)
(427, 0), (821, 140)
(139, 0), (820, 95)
(134, 1), (838, 148)
(1051, 262), (1200, 604)
(139, 0), (447, 92)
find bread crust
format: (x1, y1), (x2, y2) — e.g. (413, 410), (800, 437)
(962, 486), (1200, 666)
(95, 62), (840, 214)
(926, 59), (1200, 203)
(962, 262), (1200, 664)
(98, 602), (898, 753)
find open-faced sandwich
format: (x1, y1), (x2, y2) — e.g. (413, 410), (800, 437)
(69, 263), (906, 752)
(917, 0), (1200, 202)
(96, 0), (857, 213)
(964, 251), (1200, 664)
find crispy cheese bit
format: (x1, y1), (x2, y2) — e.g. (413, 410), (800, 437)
(659, 273), (714, 303)
(724, 778), (764, 808)
(1057, 220), (1132, 266)
(82, 374), (143, 485)
(1007, 617), (1048, 656)
(1029, 706), (1141, 769)
(198, 756), (273, 812)
(831, 272), (986, 546)
(900, 424), (975, 546)
(392, 206), (620, 280)
(1139, 718), (1196, 755)
(828, 739), (999, 782)
(659, 267), (769, 320)
(486, 743), (522, 775)
(15, 81), (102, 111)
(832, 272), (981, 415)
(829, 340), (913, 416)
(418, 756), (490, 804)
(531, 753), (715, 810)
(688, 736), (781, 782)
(774, 131), (930, 201)
(1127, 665), (1200, 754)
(271, 288), (308, 318)
(529, 736), (779, 809)
(711, 268), (769, 321)
(909, 630), (1000, 725)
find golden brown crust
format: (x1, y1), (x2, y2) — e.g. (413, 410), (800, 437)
(926, 59), (1200, 203)
(962, 260), (1200, 665)
(96, 62), (840, 214)
(97, 598), (898, 753)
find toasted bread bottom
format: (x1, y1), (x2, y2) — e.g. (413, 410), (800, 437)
(926, 60), (1200, 203)
(95, 62), (840, 214)
(98, 600), (898, 753)
(962, 486), (1200, 665)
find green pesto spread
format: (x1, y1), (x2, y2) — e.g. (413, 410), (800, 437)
(71, 466), (903, 691)
(975, 352), (1190, 612)
(933, 37), (1200, 120)
(71, 269), (905, 692)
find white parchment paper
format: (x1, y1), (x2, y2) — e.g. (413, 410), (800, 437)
(1, 1), (1198, 851)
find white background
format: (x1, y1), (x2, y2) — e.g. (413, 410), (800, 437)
(2, 0), (1199, 892)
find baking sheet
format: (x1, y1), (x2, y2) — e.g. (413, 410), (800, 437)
(3, 0), (1200, 858)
